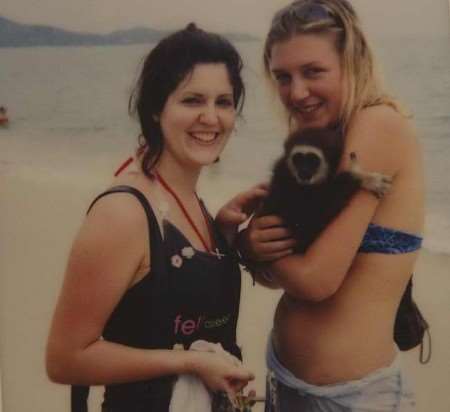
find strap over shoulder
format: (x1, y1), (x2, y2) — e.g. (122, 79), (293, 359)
(86, 185), (164, 257)
(72, 185), (168, 412)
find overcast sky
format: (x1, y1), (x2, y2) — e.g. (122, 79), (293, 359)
(2, 0), (449, 37)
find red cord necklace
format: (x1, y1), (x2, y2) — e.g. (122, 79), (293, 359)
(155, 171), (221, 256)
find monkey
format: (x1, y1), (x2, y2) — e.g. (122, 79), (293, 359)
(260, 127), (392, 253)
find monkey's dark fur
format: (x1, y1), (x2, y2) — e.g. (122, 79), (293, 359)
(261, 127), (391, 253)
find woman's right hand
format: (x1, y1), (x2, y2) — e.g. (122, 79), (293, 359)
(240, 215), (296, 262)
(186, 350), (254, 399)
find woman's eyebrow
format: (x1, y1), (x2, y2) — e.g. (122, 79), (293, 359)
(271, 61), (324, 73)
(270, 68), (288, 75)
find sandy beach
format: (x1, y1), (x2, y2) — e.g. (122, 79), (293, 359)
(1, 166), (449, 412)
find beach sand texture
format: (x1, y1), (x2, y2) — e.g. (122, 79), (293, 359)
(1, 167), (449, 412)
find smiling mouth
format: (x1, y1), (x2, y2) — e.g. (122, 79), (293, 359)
(292, 102), (323, 114)
(188, 131), (220, 144)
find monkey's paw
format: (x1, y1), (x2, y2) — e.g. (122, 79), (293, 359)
(361, 172), (393, 198)
(349, 152), (392, 198)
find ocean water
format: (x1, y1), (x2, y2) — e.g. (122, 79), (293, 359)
(0, 37), (449, 253)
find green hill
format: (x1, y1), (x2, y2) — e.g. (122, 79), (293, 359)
(0, 15), (257, 48)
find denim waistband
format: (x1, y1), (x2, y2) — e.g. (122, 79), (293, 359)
(266, 334), (402, 398)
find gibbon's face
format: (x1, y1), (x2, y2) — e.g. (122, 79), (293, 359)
(284, 127), (343, 185)
(269, 33), (344, 130)
(287, 144), (329, 185)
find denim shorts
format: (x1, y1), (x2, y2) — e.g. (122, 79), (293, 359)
(265, 336), (416, 412)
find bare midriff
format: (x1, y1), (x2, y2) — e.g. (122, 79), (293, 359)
(272, 252), (419, 385)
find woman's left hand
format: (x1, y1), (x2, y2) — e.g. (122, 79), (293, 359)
(240, 214), (297, 263)
(215, 184), (269, 244)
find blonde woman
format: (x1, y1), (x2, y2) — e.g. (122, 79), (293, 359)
(240, 1), (424, 410)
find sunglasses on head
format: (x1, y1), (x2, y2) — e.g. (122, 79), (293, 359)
(273, 2), (339, 27)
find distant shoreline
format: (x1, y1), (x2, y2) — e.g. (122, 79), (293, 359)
(0, 15), (259, 48)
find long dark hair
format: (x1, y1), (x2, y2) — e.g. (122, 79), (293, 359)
(129, 23), (245, 176)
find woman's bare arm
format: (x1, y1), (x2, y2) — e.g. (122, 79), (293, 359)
(246, 106), (419, 301)
(46, 193), (253, 391)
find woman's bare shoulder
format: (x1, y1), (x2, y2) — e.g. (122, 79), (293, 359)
(89, 170), (156, 227)
(82, 180), (155, 253)
(344, 105), (419, 174)
(349, 105), (418, 144)
(69, 184), (150, 284)
(87, 189), (146, 227)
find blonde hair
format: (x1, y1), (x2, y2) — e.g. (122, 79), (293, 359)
(263, 0), (405, 131)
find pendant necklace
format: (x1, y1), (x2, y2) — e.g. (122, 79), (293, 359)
(155, 171), (224, 259)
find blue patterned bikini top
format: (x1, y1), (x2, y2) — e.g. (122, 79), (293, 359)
(358, 223), (423, 254)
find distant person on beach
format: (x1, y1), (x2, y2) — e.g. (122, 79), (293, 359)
(46, 23), (263, 412)
(237, 0), (425, 410)
(0, 106), (8, 125)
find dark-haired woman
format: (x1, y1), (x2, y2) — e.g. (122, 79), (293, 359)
(46, 23), (260, 411)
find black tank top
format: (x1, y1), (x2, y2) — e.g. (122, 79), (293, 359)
(71, 186), (242, 412)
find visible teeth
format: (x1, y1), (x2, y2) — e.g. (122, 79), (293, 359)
(296, 103), (321, 113)
(190, 132), (217, 142)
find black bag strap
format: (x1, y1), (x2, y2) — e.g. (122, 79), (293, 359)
(409, 278), (432, 364)
(395, 276), (432, 363)
(71, 185), (167, 412)
(419, 324), (432, 364)
(406, 277), (432, 364)
(412, 277), (432, 364)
